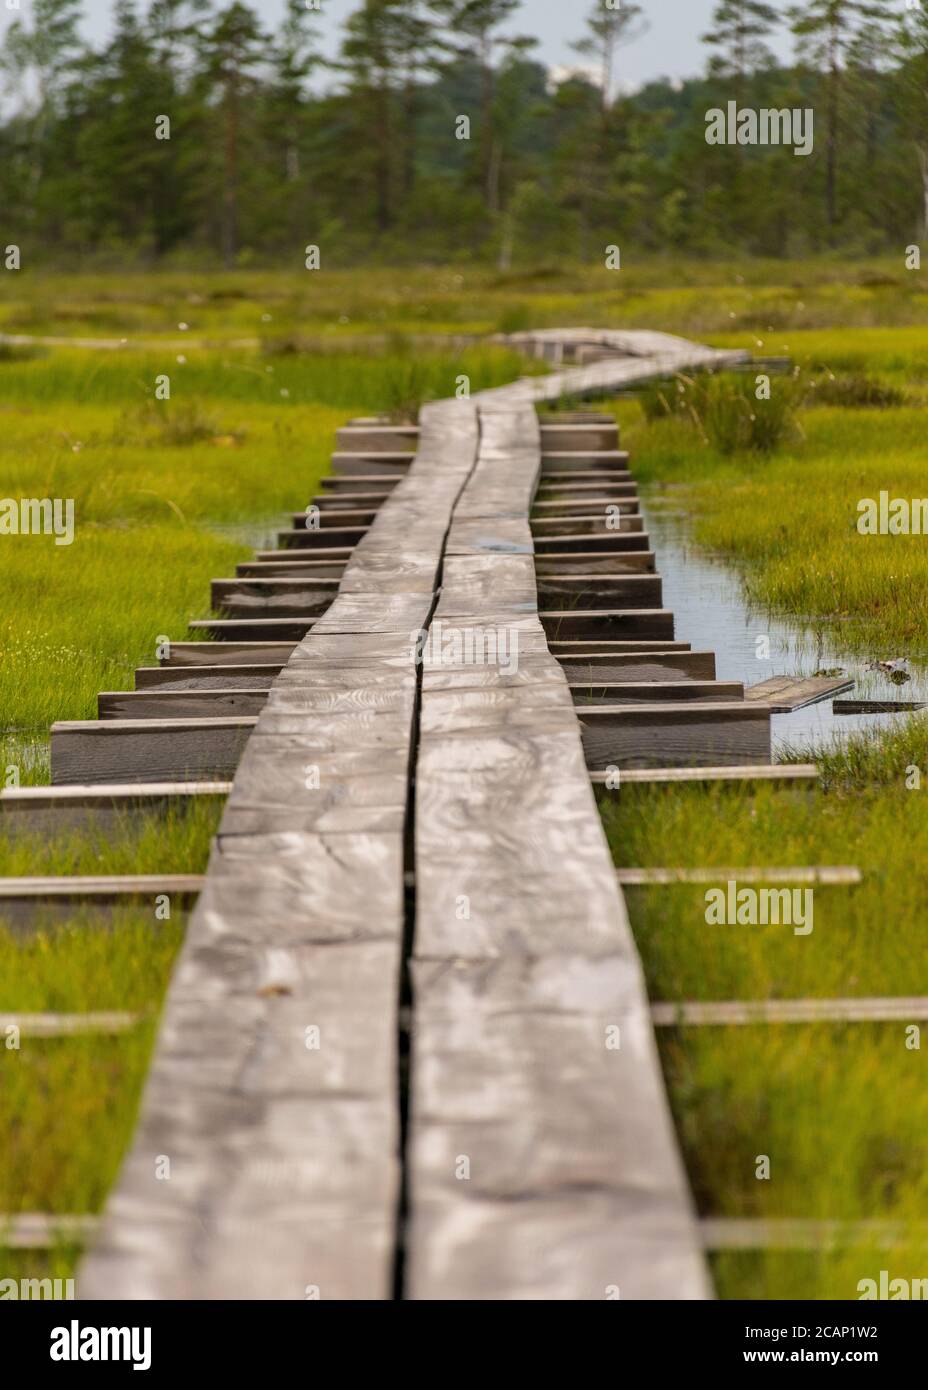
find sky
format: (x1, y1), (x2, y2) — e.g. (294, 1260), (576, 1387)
(0, 0), (798, 91)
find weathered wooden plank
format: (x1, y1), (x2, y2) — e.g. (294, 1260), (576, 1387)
(321, 473), (401, 492)
(536, 539), (651, 561)
(534, 529), (646, 555)
(537, 575), (662, 608)
(590, 763), (818, 787)
(136, 663), (282, 690)
(699, 1218), (918, 1251)
(539, 423), (619, 450)
(237, 558), (348, 578)
(536, 550), (657, 574)
(99, 689), (268, 719)
(559, 651), (717, 681)
(408, 396), (710, 1301)
(0, 1214), (101, 1249)
(0, 1014), (140, 1039)
(277, 525), (369, 549)
(745, 675), (855, 711)
(834, 699), (924, 714)
(578, 703), (771, 769)
(569, 680), (743, 705)
(188, 617), (316, 641)
(81, 396), (480, 1301)
(210, 577), (338, 618)
(617, 865), (860, 885)
(51, 718), (256, 784)
(0, 782), (230, 835)
(160, 641), (298, 667)
(291, 508), (379, 528)
(549, 639), (692, 654)
(0, 875), (203, 930)
(540, 609), (675, 641)
(651, 997), (928, 1027)
(336, 425), (419, 451)
(331, 452), (414, 476)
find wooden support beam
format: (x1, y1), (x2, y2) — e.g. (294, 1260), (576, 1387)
(537, 575), (663, 608)
(534, 511), (641, 537)
(617, 865), (860, 885)
(136, 663), (282, 690)
(536, 551), (656, 575)
(559, 650), (716, 681)
(0, 875), (203, 928)
(100, 689), (268, 720)
(277, 525), (369, 549)
(0, 782), (230, 835)
(534, 528), (646, 553)
(652, 996), (926, 1027)
(188, 617), (316, 641)
(321, 474), (400, 492)
(160, 641), (297, 667)
(745, 676), (856, 711)
(540, 609), (675, 642)
(539, 423), (619, 450)
(291, 508), (378, 528)
(550, 639), (692, 654)
(534, 493), (639, 514)
(0, 1214), (101, 1248)
(0, 1015), (139, 1040)
(538, 469), (633, 487)
(51, 717), (256, 785)
(335, 425), (419, 451)
(700, 1218), (918, 1251)
(591, 763), (818, 787)
(579, 702), (771, 769)
(570, 679), (743, 704)
(331, 452), (414, 476)
(210, 577), (338, 618)
(313, 491), (391, 510)
(541, 452), (629, 474)
(236, 559), (347, 578)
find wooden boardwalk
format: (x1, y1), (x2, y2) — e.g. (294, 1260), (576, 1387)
(2, 327), (888, 1298)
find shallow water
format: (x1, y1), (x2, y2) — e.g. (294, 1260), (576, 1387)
(643, 495), (928, 758)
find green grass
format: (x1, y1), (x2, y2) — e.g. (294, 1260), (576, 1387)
(3, 262), (925, 1296)
(600, 349), (928, 655)
(591, 304), (928, 1299)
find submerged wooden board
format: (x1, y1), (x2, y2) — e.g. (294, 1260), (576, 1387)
(745, 675), (855, 711)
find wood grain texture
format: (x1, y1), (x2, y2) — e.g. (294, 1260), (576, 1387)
(80, 392), (480, 1300)
(51, 718), (256, 785)
(408, 395), (710, 1301)
(745, 675), (856, 710)
(579, 703), (771, 769)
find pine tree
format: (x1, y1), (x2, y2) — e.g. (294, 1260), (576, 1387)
(429, 0), (536, 215)
(703, 1), (779, 106)
(572, 0), (647, 116)
(197, 2), (269, 265)
(790, 0), (896, 230)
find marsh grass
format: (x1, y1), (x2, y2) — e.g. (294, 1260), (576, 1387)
(601, 767), (928, 1299)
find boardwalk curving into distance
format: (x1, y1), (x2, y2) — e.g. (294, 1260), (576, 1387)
(1, 327), (877, 1297)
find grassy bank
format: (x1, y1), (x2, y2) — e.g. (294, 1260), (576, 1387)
(593, 318), (928, 1298)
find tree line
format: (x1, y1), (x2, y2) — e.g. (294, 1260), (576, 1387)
(2, 0), (928, 266)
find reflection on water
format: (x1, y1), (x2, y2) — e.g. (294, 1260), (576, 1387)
(644, 496), (928, 758)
